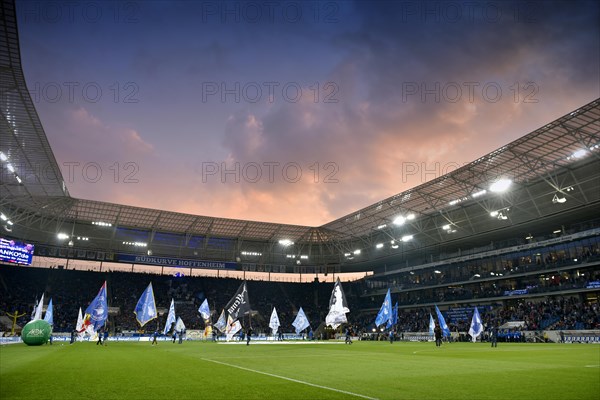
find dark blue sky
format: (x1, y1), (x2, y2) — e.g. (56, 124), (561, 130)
(16, 0), (600, 225)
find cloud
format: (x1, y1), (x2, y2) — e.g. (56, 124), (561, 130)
(26, 0), (599, 226)
(62, 106), (154, 158)
(43, 106), (157, 204)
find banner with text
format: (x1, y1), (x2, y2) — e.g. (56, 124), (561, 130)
(117, 254), (238, 270)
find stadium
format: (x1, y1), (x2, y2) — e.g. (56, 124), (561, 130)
(1, 1), (599, 399)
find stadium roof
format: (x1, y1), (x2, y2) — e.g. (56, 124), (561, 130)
(1, 1), (599, 268)
(323, 100), (600, 239)
(0, 1), (67, 199)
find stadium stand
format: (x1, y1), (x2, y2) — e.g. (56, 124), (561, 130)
(0, 0), (598, 342)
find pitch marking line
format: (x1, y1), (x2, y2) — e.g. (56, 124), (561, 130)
(218, 341), (346, 345)
(201, 358), (379, 400)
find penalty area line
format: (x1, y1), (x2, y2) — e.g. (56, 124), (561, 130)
(201, 358), (379, 400)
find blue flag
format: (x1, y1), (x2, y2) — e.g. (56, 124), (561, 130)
(387, 301), (398, 329)
(375, 289), (392, 327)
(468, 307), (483, 341)
(292, 307), (310, 334)
(43, 298), (53, 326)
(429, 313), (435, 336)
(435, 305), (451, 337)
(83, 282), (108, 332)
(198, 298), (211, 321)
(163, 299), (176, 335)
(134, 283), (157, 328)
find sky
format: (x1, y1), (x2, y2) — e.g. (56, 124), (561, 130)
(16, 0), (600, 226)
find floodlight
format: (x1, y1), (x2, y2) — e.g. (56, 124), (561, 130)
(489, 178), (512, 193)
(393, 216), (406, 226)
(552, 194), (566, 204)
(572, 149), (587, 159)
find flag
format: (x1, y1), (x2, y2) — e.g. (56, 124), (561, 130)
(269, 307), (280, 335)
(292, 307), (310, 334)
(429, 313), (435, 336)
(225, 314), (241, 341)
(325, 278), (349, 329)
(175, 316), (186, 332)
(387, 302), (398, 329)
(375, 289), (392, 327)
(435, 305), (451, 337)
(134, 283), (157, 328)
(204, 325), (213, 339)
(32, 294), (44, 321)
(163, 299), (177, 335)
(76, 307), (87, 339)
(198, 298), (211, 321)
(468, 307), (484, 342)
(31, 297), (37, 320)
(82, 282), (108, 332)
(214, 309), (227, 332)
(43, 298), (53, 326)
(225, 281), (250, 321)
(76, 307), (84, 333)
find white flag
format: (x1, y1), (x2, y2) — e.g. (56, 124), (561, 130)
(429, 313), (435, 336)
(269, 307), (280, 335)
(163, 299), (177, 335)
(292, 307), (310, 334)
(225, 315), (242, 341)
(214, 309), (227, 332)
(468, 307), (484, 342)
(175, 316), (186, 332)
(32, 293), (44, 321)
(76, 307), (84, 337)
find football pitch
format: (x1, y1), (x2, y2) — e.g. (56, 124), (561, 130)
(1, 341), (598, 400)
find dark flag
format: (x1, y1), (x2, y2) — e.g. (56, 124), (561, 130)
(325, 278), (350, 329)
(225, 281), (250, 321)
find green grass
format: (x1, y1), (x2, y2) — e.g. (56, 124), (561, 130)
(1, 341), (599, 400)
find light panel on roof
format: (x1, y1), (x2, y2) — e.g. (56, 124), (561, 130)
(489, 178), (512, 193)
